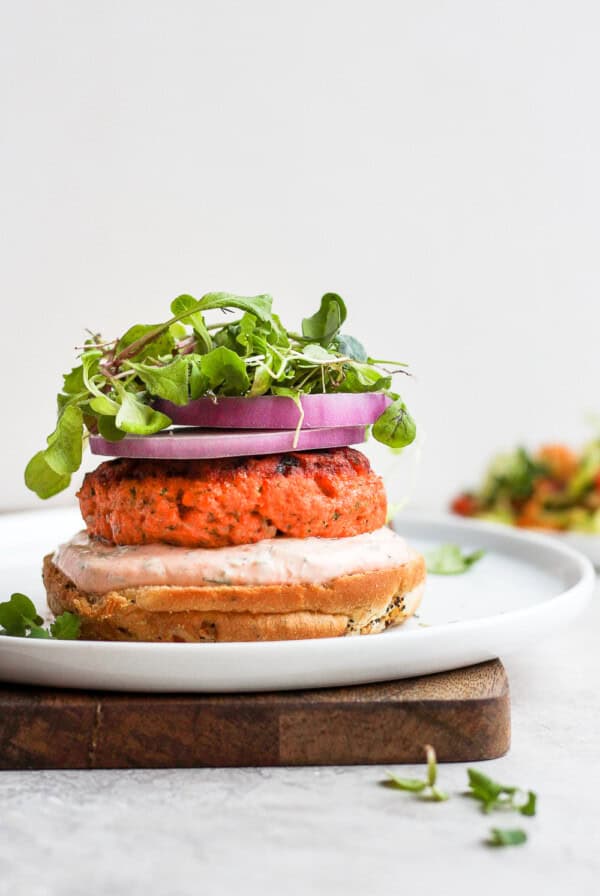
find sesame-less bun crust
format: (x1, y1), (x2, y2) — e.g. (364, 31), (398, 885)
(43, 551), (426, 642)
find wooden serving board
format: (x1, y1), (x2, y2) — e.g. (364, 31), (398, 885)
(0, 660), (510, 769)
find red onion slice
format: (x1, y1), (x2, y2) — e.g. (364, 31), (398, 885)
(153, 393), (390, 430)
(89, 425), (368, 460)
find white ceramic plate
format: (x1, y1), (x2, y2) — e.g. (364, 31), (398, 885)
(547, 530), (600, 568)
(0, 508), (594, 692)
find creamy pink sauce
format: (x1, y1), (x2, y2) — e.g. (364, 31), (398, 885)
(53, 527), (412, 593)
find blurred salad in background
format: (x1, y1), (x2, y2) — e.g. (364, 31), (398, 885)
(451, 442), (600, 533)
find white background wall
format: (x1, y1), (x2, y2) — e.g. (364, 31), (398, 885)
(1, 0), (599, 512)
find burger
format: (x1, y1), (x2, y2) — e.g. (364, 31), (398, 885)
(43, 448), (425, 641)
(27, 291), (425, 642)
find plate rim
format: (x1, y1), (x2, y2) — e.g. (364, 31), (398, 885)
(0, 508), (594, 658)
(0, 507), (596, 693)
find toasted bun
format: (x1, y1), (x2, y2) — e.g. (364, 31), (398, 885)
(43, 550), (426, 642)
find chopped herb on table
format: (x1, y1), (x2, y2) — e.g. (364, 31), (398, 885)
(382, 750), (537, 848)
(24, 291), (416, 499)
(466, 769), (537, 816)
(426, 544), (485, 575)
(384, 744), (449, 801)
(486, 827), (528, 847)
(0, 593), (80, 640)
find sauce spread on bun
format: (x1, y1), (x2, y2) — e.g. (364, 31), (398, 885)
(54, 526), (414, 593)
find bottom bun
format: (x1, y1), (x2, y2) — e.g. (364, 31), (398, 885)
(43, 551), (426, 642)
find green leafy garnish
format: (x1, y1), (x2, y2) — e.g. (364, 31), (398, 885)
(301, 293), (347, 345)
(487, 827), (527, 847)
(25, 291), (416, 497)
(384, 745), (448, 802)
(372, 398), (416, 449)
(335, 333), (368, 362)
(24, 404), (84, 499)
(0, 593), (80, 640)
(50, 612), (81, 640)
(125, 356), (191, 406)
(380, 756), (538, 849)
(466, 769), (537, 816)
(115, 389), (172, 435)
(0, 593), (41, 637)
(426, 544), (485, 575)
(24, 452), (71, 500)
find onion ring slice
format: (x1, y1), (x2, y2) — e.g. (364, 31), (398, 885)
(89, 425), (368, 460)
(153, 393), (390, 430)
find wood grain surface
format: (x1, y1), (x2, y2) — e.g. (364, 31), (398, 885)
(0, 660), (510, 769)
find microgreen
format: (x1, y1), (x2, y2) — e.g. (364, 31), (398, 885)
(49, 612), (82, 640)
(384, 744), (449, 802)
(0, 593), (81, 640)
(301, 293), (347, 345)
(381, 755), (537, 848)
(25, 291), (416, 498)
(466, 769), (537, 816)
(486, 827), (528, 847)
(372, 398), (416, 449)
(425, 544), (485, 575)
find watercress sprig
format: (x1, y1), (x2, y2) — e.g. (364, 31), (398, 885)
(466, 769), (537, 816)
(384, 744), (449, 801)
(487, 827), (528, 847)
(0, 593), (80, 640)
(382, 755), (537, 850)
(25, 291), (416, 498)
(426, 544), (485, 575)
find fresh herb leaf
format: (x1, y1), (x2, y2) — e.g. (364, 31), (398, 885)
(170, 294), (207, 331)
(115, 389), (172, 435)
(44, 405), (84, 475)
(89, 394), (120, 416)
(170, 295), (212, 353)
(299, 344), (340, 363)
(62, 364), (86, 394)
(249, 363), (272, 397)
(234, 313), (259, 355)
(50, 612), (81, 640)
(25, 404), (84, 499)
(466, 769), (537, 816)
(335, 333), (368, 362)
(199, 347), (250, 395)
(27, 624), (51, 639)
(126, 356), (191, 406)
(301, 293), (347, 345)
(487, 828), (527, 847)
(337, 363), (391, 394)
(188, 357), (207, 400)
(24, 451), (71, 499)
(97, 414), (127, 441)
(116, 323), (175, 364)
(0, 593), (42, 635)
(0, 594), (80, 640)
(372, 398), (416, 449)
(426, 545), (485, 575)
(383, 745), (448, 802)
(519, 790), (537, 817)
(198, 292), (274, 324)
(385, 775), (428, 793)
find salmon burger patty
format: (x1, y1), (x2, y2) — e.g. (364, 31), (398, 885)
(78, 447), (387, 548)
